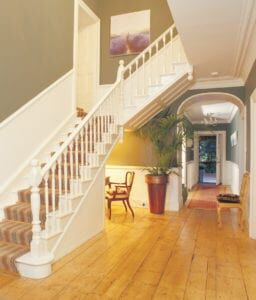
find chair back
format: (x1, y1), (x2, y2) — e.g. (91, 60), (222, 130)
(240, 172), (250, 206)
(125, 172), (135, 195)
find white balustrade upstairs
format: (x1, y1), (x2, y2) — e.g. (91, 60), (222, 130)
(119, 24), (190, 107)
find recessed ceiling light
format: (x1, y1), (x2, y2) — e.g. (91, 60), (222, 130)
(211, 72), (219, 76)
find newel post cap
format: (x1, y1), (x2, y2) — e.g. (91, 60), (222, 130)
(117, 60), (125, 81)
(30, 159), (42, 187)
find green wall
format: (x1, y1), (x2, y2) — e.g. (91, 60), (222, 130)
(0, 0), (75, 122)
(226, 111), (240, 163)
(97, 0), (173, 84)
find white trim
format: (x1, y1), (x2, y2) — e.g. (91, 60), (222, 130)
(73, 0), (100, 110)
(177, 92), (245, 115)
(190, 78), (244, 90)
(0, 70), (73, 129)
(249, 88), (256, 239)
(193, 131), (227, 185)
(233, 0), (256, 78)
(228, 105), (239, 123)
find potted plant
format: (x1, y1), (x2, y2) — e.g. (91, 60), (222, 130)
(138, 113), (192, 214)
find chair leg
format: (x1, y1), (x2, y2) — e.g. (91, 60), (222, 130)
(108, 200), (112, 220)
(122, 200), (128, 213)
(126, 199), (135, 219)
(217, 206), (222, 228)
(239, 208), (244, 230)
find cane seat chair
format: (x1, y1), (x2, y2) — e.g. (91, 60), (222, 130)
(105, 171), (135, 220)
(217, 172), (250, 229)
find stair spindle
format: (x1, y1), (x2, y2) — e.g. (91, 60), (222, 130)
(81, 128), (84, 166)
(69, 141), (74, 195)
(63, 149), (68, 213)
(75, 135), (79, 179)
(44, 173), (50, 233)
(57, 157), (63, 212)
(51, 163), (56, 232)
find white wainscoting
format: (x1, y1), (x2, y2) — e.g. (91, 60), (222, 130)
(186, 161), (198, 190)
(224, 161), (240, 194)
(105, 165), (183, 211)
(0, 70), (74, 198)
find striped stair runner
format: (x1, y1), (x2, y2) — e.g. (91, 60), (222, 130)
(0, 107), (101, 274)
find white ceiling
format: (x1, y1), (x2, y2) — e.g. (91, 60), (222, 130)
(184, 99), (238, 124)
(167, 0), (256, 83)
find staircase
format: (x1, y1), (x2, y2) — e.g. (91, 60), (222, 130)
(0, 24), (192, 278)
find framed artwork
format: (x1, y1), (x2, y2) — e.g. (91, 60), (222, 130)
(110, 10), (150, 56)
(231, 131), (238, 147)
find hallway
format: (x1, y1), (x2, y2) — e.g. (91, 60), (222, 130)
(0, 206), (254, 299)
(187, 184), (230, 210)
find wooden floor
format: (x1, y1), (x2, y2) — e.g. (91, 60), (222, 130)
(0, 204), (255, 299)
(187, 184), (229, 210)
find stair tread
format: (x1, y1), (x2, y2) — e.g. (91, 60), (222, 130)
(0, 241), (29, 273)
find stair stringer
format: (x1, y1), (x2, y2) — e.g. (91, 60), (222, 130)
(50, 131), (121, 261)
(123, 69), (193, 129)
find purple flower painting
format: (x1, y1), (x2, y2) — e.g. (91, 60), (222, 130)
(110, 10), (150, 56)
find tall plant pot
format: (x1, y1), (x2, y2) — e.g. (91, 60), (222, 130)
(145, 175), (168, 214)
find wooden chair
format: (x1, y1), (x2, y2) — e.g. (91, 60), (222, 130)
(217, 172), (250, 229)
(105, 171), (135, 220)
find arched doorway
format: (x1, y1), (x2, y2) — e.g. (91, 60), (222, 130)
(177, 92), (246, 191)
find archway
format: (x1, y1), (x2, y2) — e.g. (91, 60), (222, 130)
(177, 92), (246, 196)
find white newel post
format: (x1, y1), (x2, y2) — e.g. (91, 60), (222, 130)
(30, 159), (44, 257)
(117, 60), (125, 82)
(16, 159), (54, 279)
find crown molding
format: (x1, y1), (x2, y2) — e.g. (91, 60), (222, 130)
(189, 78), (244, 90)
(233, 0), (256, 78)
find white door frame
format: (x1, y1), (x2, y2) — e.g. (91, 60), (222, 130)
(72, 0), (100, 111)
(249, 88), (256, 239)
(194, 131), (226, 185)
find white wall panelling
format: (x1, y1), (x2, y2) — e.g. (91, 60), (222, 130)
(186, 161), (198, 190)
(105, 165), (182, 211)
(0, 70), (74, 201)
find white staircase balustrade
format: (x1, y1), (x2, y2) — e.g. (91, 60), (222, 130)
(16, 81), (122, 278)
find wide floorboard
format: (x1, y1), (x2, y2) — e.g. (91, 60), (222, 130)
(0, 201), (255, 299)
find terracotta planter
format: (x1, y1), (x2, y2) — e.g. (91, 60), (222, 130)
(145, 175), (168, 214)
